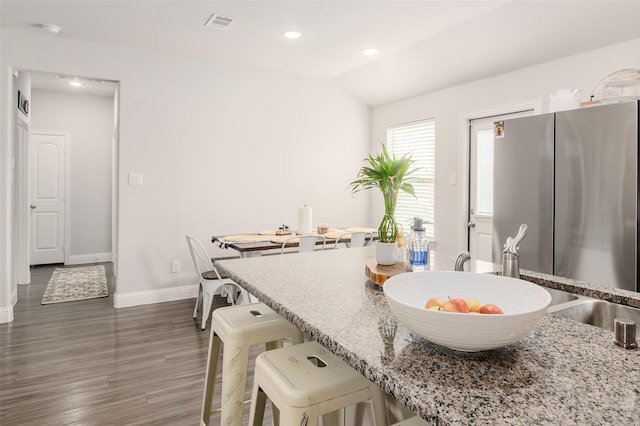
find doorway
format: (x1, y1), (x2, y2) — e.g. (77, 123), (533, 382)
(468, 119), (495, 262)
(15, 70), (118, 284)
(463, 101), (542, 261)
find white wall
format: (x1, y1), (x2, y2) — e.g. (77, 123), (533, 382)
(0, 29), (371, 312)
(372, 37), (640, 256)
(30, 90), (114, 262)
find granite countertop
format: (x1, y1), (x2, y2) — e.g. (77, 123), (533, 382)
(215, 247), (640, 425)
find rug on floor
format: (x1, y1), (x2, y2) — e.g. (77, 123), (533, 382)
(41, 265), (108, 304)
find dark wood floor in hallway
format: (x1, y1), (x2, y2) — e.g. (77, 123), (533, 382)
(0, 264), (262, 425)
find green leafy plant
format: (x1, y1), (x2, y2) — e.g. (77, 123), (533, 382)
(350, 143), (418, 243)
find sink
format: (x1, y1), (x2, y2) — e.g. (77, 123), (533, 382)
(545, 288), (580, 306)
(542, 286), (640, 332)
(549, 299), (640, 331)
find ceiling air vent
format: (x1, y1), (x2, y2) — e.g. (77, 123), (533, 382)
(204, 13), (236, 30)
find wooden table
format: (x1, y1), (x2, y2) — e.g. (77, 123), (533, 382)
(213, 230), (375, 257)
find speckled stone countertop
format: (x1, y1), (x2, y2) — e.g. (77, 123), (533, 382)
(215, 247), (640, 425)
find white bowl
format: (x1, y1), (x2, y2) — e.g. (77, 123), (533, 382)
(383, 271), (551, 352)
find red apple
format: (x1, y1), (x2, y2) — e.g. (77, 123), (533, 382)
(479, 304), (504, 314)
(442, 298), (470, 313)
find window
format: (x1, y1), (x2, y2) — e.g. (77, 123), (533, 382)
(475, 128), (494, 217)
(387, 119), (435, 239)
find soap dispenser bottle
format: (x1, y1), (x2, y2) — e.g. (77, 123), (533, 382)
(409, 217), (429, 271)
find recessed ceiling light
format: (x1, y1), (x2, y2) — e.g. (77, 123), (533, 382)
(362, 48), (379, 56)
(283, 31), (302, 40)
(68, 81), (83, 87)
(41, 24), (61, 34)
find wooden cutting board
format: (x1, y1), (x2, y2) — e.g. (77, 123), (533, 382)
(365, 258), (410, 286)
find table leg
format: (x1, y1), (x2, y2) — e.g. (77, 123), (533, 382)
(240, 251), (263, 258)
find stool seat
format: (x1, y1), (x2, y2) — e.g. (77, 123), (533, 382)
(201, 303), (304, 426)
(213, 303), (299, 341)
(256, 342), (372, 407)
(249, 341), (388, 426)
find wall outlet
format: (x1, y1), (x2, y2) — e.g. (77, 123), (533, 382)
(171, 260), (181, 273)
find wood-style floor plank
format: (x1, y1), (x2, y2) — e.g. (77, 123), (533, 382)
(0, 263), (266, 425)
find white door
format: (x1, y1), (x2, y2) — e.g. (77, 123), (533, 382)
(468, 121), (494, 262)
(29, 133), (66, 265)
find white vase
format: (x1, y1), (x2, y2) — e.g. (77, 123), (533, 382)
(376, 241), (398, 266)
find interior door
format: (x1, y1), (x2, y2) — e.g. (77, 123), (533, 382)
(468, 121), (494, 262)
(29, 133), (66, 265)
(468, 110), (534, 262)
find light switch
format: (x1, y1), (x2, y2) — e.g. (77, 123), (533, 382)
(128, 173), (143, 186)
(449, 173), (457, 185)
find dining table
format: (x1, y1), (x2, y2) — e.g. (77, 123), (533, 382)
(212, 227), (377, 257)
(213, 246), (640, 425)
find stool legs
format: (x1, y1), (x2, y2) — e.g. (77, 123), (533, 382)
(249, 386), (268, 426)
(249, 385), (333, 426)
(219, 339), (251, 426)
(369, 384), (389, 426)
(200, 333), (222, 426)
(200, 333), (255, 426)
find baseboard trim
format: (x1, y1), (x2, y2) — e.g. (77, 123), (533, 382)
(67, 252), (113, 265)
(113, 284), (197, 308)
(0, 304), (14, 323)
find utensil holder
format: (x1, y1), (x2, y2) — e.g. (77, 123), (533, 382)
(502, 252), (520, 278)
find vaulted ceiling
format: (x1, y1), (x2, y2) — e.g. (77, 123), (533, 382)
(3, 1), (640, 106)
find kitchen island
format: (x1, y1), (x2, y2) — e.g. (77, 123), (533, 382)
(214, 247), (640, 425)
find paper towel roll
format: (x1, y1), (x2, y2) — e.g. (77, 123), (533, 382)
(298, 205), (312, 234)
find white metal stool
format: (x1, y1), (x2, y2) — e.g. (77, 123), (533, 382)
(248, 341), (389, 426)
(200, 303), (304, 426)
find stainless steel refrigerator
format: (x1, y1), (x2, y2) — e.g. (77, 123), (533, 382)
(493, 100), (639, 292)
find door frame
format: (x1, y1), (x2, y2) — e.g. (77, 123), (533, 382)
(459, 99), (543, 252)
(15, 117), (30, 285)
(28, 131), (71, 266)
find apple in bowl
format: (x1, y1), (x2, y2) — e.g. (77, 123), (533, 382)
(384, 271), (551, 352)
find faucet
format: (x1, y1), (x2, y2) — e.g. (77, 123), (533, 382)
(454, 251), (471, 271)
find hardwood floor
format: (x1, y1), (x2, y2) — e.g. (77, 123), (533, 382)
(0, 263), (264, 425)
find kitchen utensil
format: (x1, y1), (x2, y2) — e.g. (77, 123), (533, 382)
(509, 224), (528, 254)
(502, 237), (514, 254)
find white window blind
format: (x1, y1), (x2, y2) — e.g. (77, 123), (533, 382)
(387, 119), (435, 239)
